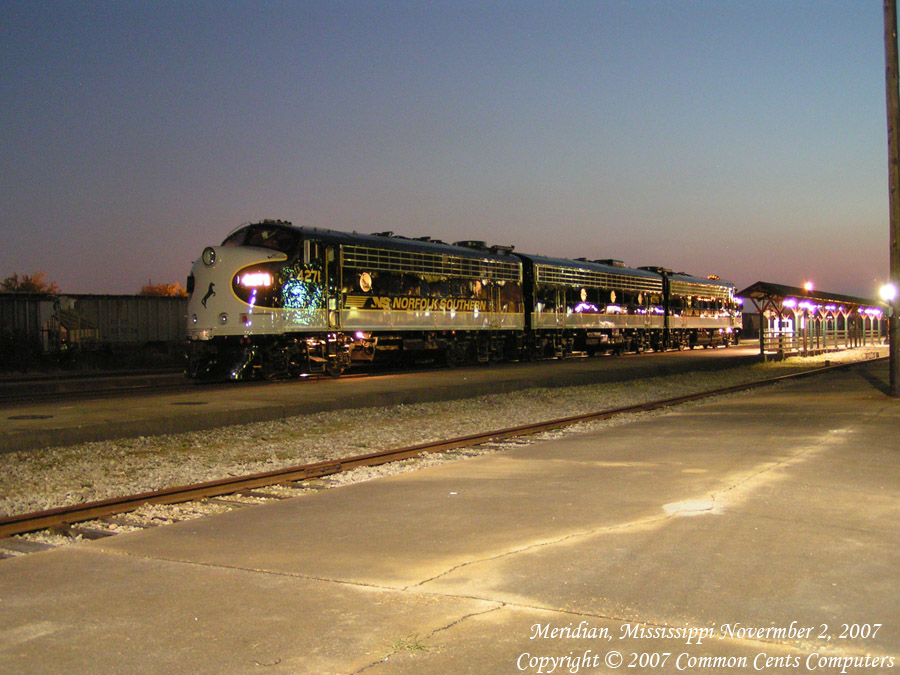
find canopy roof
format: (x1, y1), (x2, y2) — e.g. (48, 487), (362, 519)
(738, 281), (878, 309)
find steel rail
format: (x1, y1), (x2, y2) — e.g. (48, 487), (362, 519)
(0, 358), (880, 539)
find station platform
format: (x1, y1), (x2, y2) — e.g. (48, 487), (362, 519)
(0, 358), (898, 673)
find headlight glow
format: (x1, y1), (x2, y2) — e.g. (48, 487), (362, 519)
(202, 247), (217, 267)
(238, 272), (273, 288)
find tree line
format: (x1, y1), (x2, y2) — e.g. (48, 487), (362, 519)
(1, 272), (187, 296)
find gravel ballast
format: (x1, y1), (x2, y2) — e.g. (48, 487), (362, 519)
(1, 347), (886, 525)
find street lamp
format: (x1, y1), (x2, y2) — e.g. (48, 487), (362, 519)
(881, 282), (898, 397)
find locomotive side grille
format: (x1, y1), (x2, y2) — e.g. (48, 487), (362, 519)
(536, 265), (663, 294)
(342, 245), (521, 282)
(669, 280), (733, 300)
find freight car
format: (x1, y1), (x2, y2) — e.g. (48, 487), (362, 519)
(185, 220), (741, 379)
(0, 293), (188, 371)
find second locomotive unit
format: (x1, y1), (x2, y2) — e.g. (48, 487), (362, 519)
(185, 220), (741, 379)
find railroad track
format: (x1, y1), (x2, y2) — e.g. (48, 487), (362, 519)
(0, 358), (873, 545)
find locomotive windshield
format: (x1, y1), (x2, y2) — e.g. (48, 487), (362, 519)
(222, 224), (300, 256)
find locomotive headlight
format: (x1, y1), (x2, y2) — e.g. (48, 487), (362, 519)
(219, 312), (229, 325)
(237, 271), (273, 288)
(232, 263), (283, 308)
(202, 247), (217, 267)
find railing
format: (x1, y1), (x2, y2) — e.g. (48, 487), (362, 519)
(761, 322), (884, 358)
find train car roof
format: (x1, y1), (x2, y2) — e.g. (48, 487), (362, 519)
(514, 252), (663, 281)
(225, 221), (520, 264)
(666, 271), (736, 289)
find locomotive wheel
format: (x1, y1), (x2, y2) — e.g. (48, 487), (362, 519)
(325, 351), (350, 378)
(443, 346), (459, 368)
(443, 341), (469, 368)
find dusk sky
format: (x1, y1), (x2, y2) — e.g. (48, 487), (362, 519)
(1, 1), (893, 298)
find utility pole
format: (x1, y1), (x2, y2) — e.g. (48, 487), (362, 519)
(884, 0), (900, 396)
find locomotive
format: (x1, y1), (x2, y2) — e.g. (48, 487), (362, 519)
(185, 220), (741, 379)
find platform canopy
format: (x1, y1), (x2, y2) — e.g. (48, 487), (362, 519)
(738, 281), (886, 357)
(738, 281), (878, 312)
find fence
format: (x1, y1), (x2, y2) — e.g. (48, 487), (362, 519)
(760, 311), (885, 358)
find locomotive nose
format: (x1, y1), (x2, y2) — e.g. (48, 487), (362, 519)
(186, 250), (224, 338)
(200, 281), (217, 308)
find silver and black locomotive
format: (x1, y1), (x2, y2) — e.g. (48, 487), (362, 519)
(185, 220), (741, 379)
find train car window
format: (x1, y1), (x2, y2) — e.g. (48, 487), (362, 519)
(401, 274), (424, 296)
(429, 279), (450, 296)
(388, 273), (402, 295)
(536, 287), (557, 311)
(500, 281), (523, 312)
(366, 271), (384, 295)
(252, 228), (298, 254)
(222, 226), (300, 255)
(630, 292), (642, 313)
(222, 230), (247, 246)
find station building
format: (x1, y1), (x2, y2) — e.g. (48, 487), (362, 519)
(739, 281), (888, 359)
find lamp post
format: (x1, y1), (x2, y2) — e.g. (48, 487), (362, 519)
(884, 0), (900, 397)
(882, 283), (898, 394)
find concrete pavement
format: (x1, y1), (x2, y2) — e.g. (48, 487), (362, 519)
(0, 359), (898, 673)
